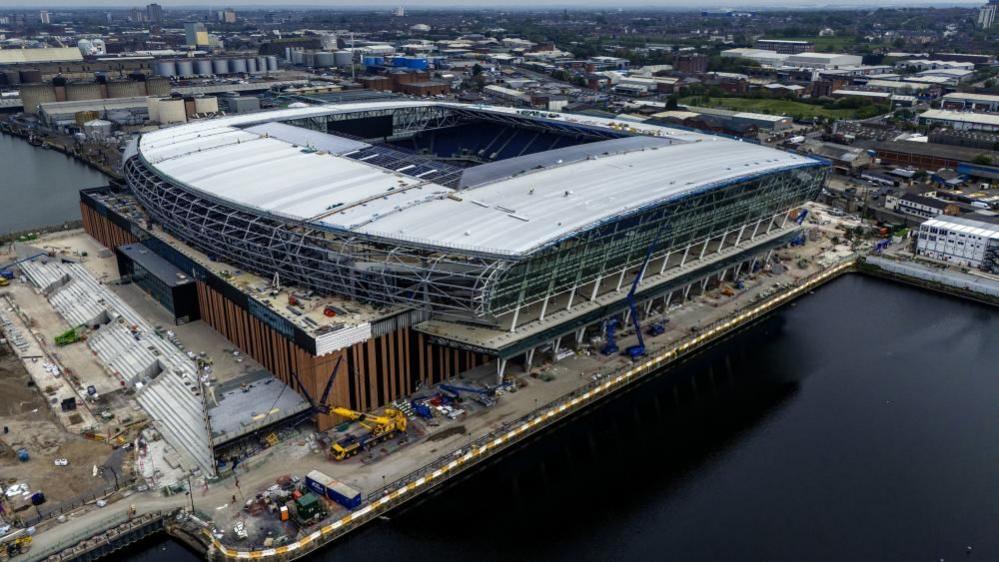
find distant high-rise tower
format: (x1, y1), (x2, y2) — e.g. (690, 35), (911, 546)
(979, 0), (998, 28)
(394, 6), (405, 16)
(185, 22), (209, 47)
(39, 10), (50, 24)
(146, 3), (163, 24)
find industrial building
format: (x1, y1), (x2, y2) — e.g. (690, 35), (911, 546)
(919, 110), (999, 132)
(755, 39), (814, 54)
(80, 101), (826, 453)
(916, 215), (999, 273)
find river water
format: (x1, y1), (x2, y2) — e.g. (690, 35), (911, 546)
(0, 132), (107, 234)
(117, 275), (998, 561)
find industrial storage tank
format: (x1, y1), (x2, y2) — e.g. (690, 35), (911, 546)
(146, 76), (171, 96)
(303, 52), (316, 67)
(213, 59), (229, 75)
(77, 39), (94, 56)
(66, 82), (103, 101)
(334, 51), (353, 67)
(193, 96), (219, 114)
(315, 52), (336, 67)
(195, 59), (213, 76)
(291, 50), (304, 65)
(247, 58), (258, 74)
(256, 57), (268, 74)
(176, 59), (195, 78)
(156, 98), (187, 124)
(107, 80), (145, 98)
(229, 58), (248, 74)
(266, 56), (278, 71)
(19, 84), (56, 114)
(146, 97), (160, 123)
(155, 60), (177, 78)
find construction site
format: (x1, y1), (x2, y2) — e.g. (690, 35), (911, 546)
(0, 101), (875, 561)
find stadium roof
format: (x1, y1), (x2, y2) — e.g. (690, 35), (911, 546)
(138, 101), (820, 257)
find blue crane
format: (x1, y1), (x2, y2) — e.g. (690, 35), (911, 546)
(439, 383), (496, 407)
(602, 223), (671, 360)
(0, 252), (46, 279)
(790, 209), (809, 246)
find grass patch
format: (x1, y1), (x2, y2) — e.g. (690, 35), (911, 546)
(679, 96), (871, 120)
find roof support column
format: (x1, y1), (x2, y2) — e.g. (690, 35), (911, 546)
(659, 250), (671, 275)
(524, 348), (535, 373)
(590, 274), (603, 302)
(717, 230), (730, 254)
(552, 337), (562, 361)
(539, 294), (551, 322)
(750, 217), (765, 240)
(615, 267), (628, 292)
(665, 290), (673, 309)
(509, 288), (525, 333)
(683, 283), (692, 301)
(496, 358), (508, 385)
(734, 224), (747, 247)
(565, 268), (584, 311)
(679, 243), (692, 268)
(575, 327), (586, 345)
(781, 210), (791, 229)
(698, 237), (710, 260)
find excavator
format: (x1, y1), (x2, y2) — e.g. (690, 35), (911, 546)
(329, 406), (408, 461)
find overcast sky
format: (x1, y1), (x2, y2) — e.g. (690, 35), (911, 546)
(0, 0), (984, 8)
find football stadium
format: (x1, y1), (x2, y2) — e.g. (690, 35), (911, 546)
(80, 101), (826, 471)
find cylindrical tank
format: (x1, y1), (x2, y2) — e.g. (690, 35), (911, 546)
(212, 59), (229, 75)
(229, 58), (247, 74)
(266, 55), (278, 71)
(146, 97), (160, 123)
(19, 69), (43, 83)
(284, 47), (293, 63)
(256, 56), (268, 74)
(107, 80), (145, 98)
(195, 59), (213, 76)
(19, 83), (56, 114)
(146, 76), (171, 96)
(334, 51), (352, 67)
(291, 50), (304, 65)
(157, 98), (187, 124)
(303, 52), (316, 67)
(154, 60), (177, 77)
(247, 58), (258, 73)
(194, 96), (219, 114)
(77, 39), (93, 56)
(315, 52), (336, 67)
(176, 59), (195, 78)
(66, 82), (102, 101)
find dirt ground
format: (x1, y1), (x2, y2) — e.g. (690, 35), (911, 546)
(0, 349), (117, 506)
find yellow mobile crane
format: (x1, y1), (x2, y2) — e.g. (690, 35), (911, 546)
(329, 407), (408, 461)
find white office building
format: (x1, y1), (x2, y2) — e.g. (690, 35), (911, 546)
(916, 215), (999, 273)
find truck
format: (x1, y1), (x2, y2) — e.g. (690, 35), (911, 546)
(304, 470), (362, 509)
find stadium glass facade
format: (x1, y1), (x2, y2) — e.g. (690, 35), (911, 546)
(125, 153), (825, 324)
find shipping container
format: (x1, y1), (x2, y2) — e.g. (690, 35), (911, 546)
(304, 470), (362, 509)
(304, 469), (334, 497)
(326, 480), (362, 509)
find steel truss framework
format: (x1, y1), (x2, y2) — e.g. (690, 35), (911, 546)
(128, 103), (826, 324)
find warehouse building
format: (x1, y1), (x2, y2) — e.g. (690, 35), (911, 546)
(916, 215), (999, 273)
(81, 101), (826, 434)
(919, 110), (999, 132)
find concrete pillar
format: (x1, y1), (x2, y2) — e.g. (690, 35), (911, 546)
(509, 304), (522, 333)
(701, 276), (710, 291)
(575, 327), (586, 345)
(497, 358), (508, 384)
(683, 283), (692, 300)
(665, 291), (673, 308)
(552, 337), (562, 360)
(524, 348), (536, 372)
(644, 300), (653, 314)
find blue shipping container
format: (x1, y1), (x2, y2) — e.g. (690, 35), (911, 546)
(327, 481), (362, 509)
(305, 470), (332, 498)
